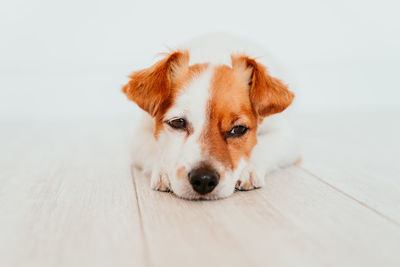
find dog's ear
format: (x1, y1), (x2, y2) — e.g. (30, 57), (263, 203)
(231, 54), (294, 119)
(122, 50), (189, 117)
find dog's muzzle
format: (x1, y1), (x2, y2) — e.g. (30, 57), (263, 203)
(188, 167), (220, 195)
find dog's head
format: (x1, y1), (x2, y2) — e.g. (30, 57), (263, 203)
(123, 50), (294, 200)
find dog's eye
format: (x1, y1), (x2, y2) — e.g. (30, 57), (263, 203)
(168, 118), (186, 129)
(226, 125), (248, 138)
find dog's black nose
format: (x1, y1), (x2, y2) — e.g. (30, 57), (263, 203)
(188, 167), (220, 195)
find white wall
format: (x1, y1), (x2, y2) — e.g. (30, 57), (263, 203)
(1, 0), (399, 121)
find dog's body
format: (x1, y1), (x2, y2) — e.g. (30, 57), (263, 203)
(124, 33), (300, 200)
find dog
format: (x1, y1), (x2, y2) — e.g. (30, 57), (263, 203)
(122, 33), (300, 200)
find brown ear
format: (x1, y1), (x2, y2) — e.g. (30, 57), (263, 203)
(122, 50), (189, 117)
(231, 54), (294, 118)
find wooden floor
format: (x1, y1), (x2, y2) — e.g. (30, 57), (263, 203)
(1, 112), (399, 267)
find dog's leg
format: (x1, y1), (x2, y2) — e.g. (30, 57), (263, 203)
(236, 130), (300, 191)
(150, 170), (171, 192)
(130, 113), (172, 192)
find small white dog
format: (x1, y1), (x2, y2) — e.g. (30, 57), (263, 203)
(123, 33), (300, 200)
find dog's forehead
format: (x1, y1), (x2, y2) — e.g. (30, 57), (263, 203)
(208, 65), (254, 128)
(167, 67), (213, 128)
(166, 64), (253, 128)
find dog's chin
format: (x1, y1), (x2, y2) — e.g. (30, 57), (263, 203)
(174, 192), (231, 201)
(171, 186), (235, 201)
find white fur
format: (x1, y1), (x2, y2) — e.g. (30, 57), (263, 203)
(180, 32), (289, 82)
(236, 113), (300, 190)
(157, 68), (214, 199)
(130, 33), (300, 200)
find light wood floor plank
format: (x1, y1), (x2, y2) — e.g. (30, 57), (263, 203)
(133, 165), (400, 267)
(0, 120), (146, 267)
(293, 112), (400, 223)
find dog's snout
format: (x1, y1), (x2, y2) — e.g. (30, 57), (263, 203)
(188, 167), (220, 195)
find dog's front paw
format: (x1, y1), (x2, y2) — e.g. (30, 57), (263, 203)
(150, 172), (171, 192)
(236, 167), (265, 191)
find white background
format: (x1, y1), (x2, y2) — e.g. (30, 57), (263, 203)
(1, 0), (399, 121)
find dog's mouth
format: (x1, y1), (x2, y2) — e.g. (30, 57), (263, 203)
(173, 191), (229, 201)
(169, 182), (235, 201)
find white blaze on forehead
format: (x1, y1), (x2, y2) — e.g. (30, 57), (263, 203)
(161, 66), (214, 175)
(165, 66), (213, 136)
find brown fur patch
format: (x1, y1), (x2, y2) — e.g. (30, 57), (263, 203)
(199, 54), (294, 171)
(121, 50), (208, 138)
(200, 65), (258, 170)
(122, 51), (189, 117)
(231, 54), (295, 120)
(176, 166), (186, 179)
